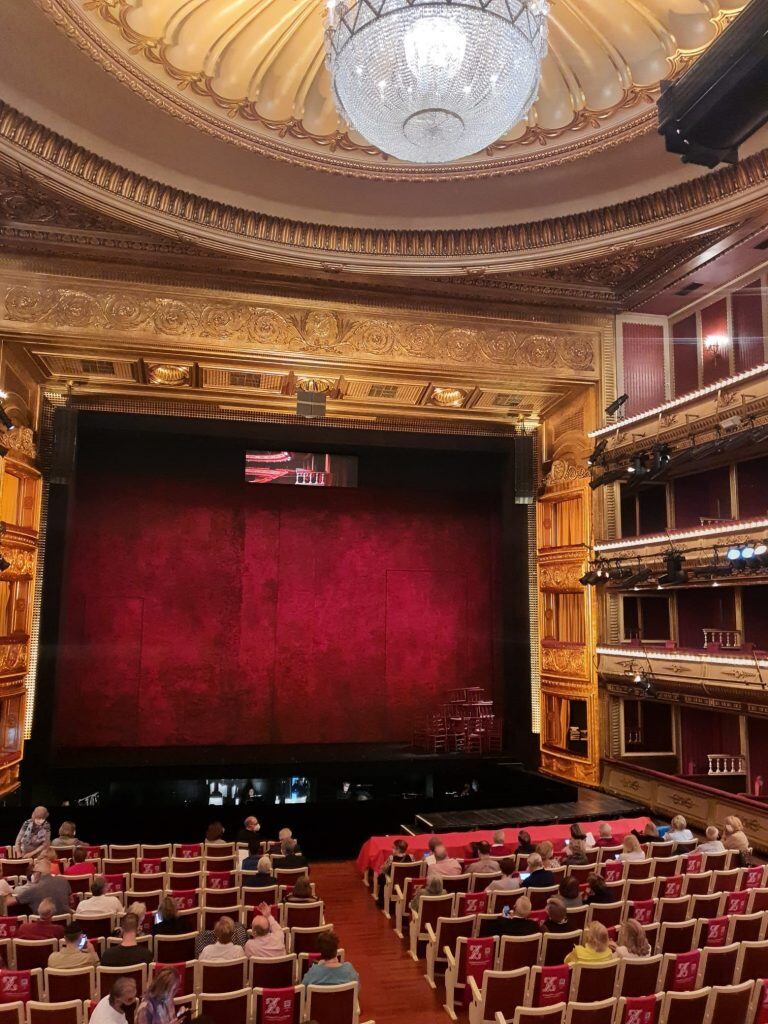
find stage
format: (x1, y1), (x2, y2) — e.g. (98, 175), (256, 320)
(413, 787), (645, 832)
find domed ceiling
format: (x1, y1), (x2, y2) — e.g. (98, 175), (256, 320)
(39, 0), (749, 179)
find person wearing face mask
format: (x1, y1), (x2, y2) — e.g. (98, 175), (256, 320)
(13, 806), (50, 858)
(90, 977), (138, 1024)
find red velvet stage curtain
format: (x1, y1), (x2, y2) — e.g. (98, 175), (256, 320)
(54, 468), (501, 748)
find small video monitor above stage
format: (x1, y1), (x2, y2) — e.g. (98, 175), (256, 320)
(245, 450), (358, 487)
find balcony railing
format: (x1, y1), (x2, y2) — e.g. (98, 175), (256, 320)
(707, 753), (746, 776)
(703, 628), (742, 650)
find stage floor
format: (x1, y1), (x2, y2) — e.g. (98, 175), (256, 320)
(413, 787), (645, 832)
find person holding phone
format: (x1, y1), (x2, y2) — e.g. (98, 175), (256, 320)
(136, 966), (187, 1024)
(47, 923), (99, 968)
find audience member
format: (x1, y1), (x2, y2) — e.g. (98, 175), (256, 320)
(723, 815), (749, 854)
(523, 852), (555, 888)
(632, 822), (665, 845)
(536, 840), (559, 869)
(136, 966), (180, 1024)
(236, 815), (261, 845)
(13, 806), (50, 858)
(620, 835), (645, 862)
(488, 895), (539, 937)
(583, 873), (614, 905)
(410, 875), (444, 913)
(285, 877), (315, 903)
(51, 821), (85, 849)
(43, 847), (62, 874)
(245, 854), (275, 888)
(198, 915), (246, 962)
(467, 841), (500, 875)
(11, 858), (71, 915)
(594, 823), (615, 848)
(490, 829), (511, 856)
(697, 826), (726, 854)
(427, 844), (461, 878)
(515, 830), (535, 855)
(90, 977), (138, 1024)
(278, 828), (293, 844)
(302, 930), (359, 987)
(565, 922), (614, 965)
(205, 822), (227, 845)
(570, 823), (595, 849)
(423, 836), (442, 865)
(16, 897), (64, 940)
(126, 901), (147, 933)
(75, 876), (124, 919)
(101, 913), (153, 967)
(195, 914), (247, 957)
(152, 896), (191, 936)
(48, 923), (99, 969)
(244, 904), (287, 959)
(558, 876), (583, 908)
(542, 898), (573, 934)
(280, 838), (309, 870)
(487, 858), (520, 893)
(562, 838), (588, 866)
(64, 846), (96, 876)
(666, 815), (694, 843)
(376, 838), (411, 906)
(612, 918), (651, 959)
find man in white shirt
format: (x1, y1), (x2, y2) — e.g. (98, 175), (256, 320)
(697, 826), (726, 854)
(74, 876), (123, 919)
(90, 977), (137, 1023)
(244, 904), (288, 959)
(427, 844), (462, 878)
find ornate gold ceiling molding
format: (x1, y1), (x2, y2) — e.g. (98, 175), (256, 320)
(2, 102), (767, 272)
(0, 273), (600, 378)
(35, 0), (747, 181)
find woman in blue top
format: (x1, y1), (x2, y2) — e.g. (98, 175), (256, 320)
(303, 931), (359, 988)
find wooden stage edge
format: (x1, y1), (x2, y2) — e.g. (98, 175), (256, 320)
(413, 789), (646, 832)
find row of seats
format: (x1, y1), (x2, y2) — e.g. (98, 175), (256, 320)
(0, 980), (363, 1024)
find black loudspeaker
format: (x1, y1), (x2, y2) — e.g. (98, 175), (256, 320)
(296, 390), (327, 419)
(513, 434), (535, 505)
(50, 406), (78, 484)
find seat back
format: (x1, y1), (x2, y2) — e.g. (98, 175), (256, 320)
(283, 902), (323, 930)
(566, 907), (588, 931)
(498, 933), (542, 971)
(77, 917), (114, 940)
(614, 993), (662, 1024)
(529, 886), (559, 911)
(616, 954), (662, 997)
(563, 997), (615, 1024)
(141, 845), (172, 860)
(413, 894), (455, 938)
(658, 876), (684, 900)
(488, 890), (525, 915)
(252, 985), (303, 1024)
(0, 920), (22, 941)
(151, 961), (195, 998)
(205, 873), (234, 892)
(656, 897), (689, 924)
(26, 1001), (82, 1024)
(740, 864), (766, 889)
(689, 894), (722, 921)
(658, 987), (710, 1024)
(196, 959), (247, 994)
(203, 887), (240, 909)
(0, 1006), (22, 1024)
(570, 961), (619, 1003)
(530, 964), (571, 1008)
(728, 912), (765, 944)
(249, 955), (296, 989)
(696, 917), (728, 949)
(290, 925), (333, 957)
(441, 874), (472, 895)
(658, 920), (696, 954)
(102, 859), (135, 876)
(457, 892), (489, 916)
(704, 980), (754, 1024)
(154, 932), (197, 963)
(683, 873), (712, 896)
(202, 906), (241, 931)
(661, 950), (700, 992)
(432, 914), (475, 965)
(108, 845), (140, 860)
(702, 852), (729, 873)
(472, 873), (502, 893)
(0, 968), (42, 1002)
(197, 988), (250, 1024)
(652, 858), (681, 879)
(97, 963), (147, 999)
(12, 940), (57, 972)
(735, 939), (768, 983)
(243, 886), (278, 909)
(475, 967), (528, 1023)
(600, 860), (625, 883)
(274, 869), (308, 886)
(174, 844), (202, 860)
(45, 968), (94, 1003)
(588, 902), (624, 928)
(540, 931), (580, 966)
(696, 943), (738, 988)
(512, 1006), (565, 1024)
(304, 981), (358, 1024)
(711, 869), (740, 893)
(626, 861), (653, 880)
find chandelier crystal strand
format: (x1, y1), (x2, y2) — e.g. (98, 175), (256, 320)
(325, 0), (550, 164)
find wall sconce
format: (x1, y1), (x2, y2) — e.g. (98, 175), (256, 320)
(704, 333), (729, 364)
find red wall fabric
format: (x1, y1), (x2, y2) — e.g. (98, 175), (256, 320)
(680, 707), (741, 775)
(673, 466), (732, 527)
(676, 587), (736, 649)
(55, 468), (501, 749)
(621, 322), (666, 415)
(672, 315), (699, 396)
(700, 299), (729, 386)
(732, 282), (765, 374)
(737, 456), (768, 519)
(742, 585), (768, 652)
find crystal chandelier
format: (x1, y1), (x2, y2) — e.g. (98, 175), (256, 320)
(325, 0), (550, 164)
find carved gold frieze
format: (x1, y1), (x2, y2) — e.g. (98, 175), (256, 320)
(541, 645), (588, 678)
(542, 748), (600, 787)
(0, 549), (36, 580)
(0, 283), (598, 376)
(146, 363), (191, 387)
(0, 638), (28, 676)
(0, 429), (36, 460)
(539, 562), (586, 592)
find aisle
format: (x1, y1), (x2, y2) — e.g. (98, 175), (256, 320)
(311, 860), (449, 1024)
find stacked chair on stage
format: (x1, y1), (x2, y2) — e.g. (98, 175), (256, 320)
(413, 687), (502, 754)
(0, 840), (374, 1024)
(374, 830), (768, 1023)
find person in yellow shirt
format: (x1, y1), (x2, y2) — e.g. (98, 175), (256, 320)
(565, 922), (615, 965)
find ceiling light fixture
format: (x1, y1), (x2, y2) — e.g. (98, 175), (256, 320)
(325, 0), (550, 164)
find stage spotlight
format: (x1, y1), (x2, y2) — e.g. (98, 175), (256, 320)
(0, 555), (10, 572)
(587, 438), (608, 467)
(607, 566), (633, 582)
(0, 408), (14, 433)
(727, 546), (742, 561)
(742, 544), (756, 560)
(633, 672), (658, 698)
(605, 394), (629, 417)
(589, 467), (628, 490)
(625, 566), (653, 588)
(579, 570), (600, 586)
(658, 552), (687, 586)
